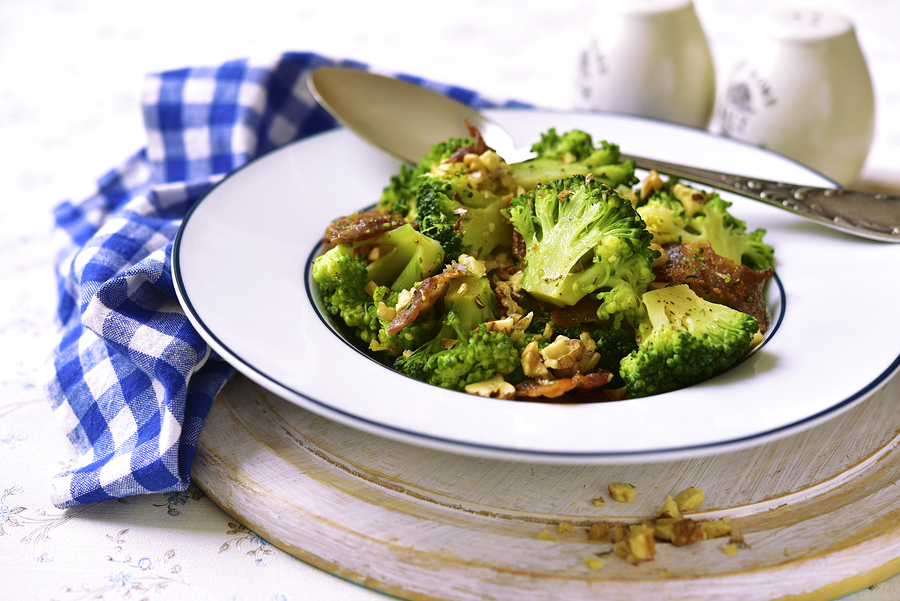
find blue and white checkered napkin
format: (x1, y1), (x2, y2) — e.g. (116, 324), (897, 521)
(45, 51), (527, 509)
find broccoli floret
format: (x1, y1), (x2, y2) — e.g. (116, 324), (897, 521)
(590, 324), (639, 373)
(377, 136), (478, 219)
(508, 128), (638, 192)
(312, 224), (445, 350)
(620, 284), (760, 398)
(349, 223), (446, 291)
(638, 183), (774, 270)
(312, 247), (382, 343)
(367, 285), (443, 356)
(416, 178), (513, 260)
(393, 274), (520, 391)
(508, 175), (658, 327)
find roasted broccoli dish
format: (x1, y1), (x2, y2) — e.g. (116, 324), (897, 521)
(312, 125), (775, 401)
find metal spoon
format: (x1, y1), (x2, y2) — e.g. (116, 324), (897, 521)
(308, 67), (900, 243)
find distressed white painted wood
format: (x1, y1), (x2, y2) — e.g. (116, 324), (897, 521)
(193, 371), (900, 600)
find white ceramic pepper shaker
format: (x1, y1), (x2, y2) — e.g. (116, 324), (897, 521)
(719, 10), (875, 187)
(574, 0), (716, 129)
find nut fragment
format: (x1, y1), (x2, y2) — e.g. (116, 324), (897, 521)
(653, 518), (703, 547)
(699, 520), (733, 540)
(376, 302), (397, 321)
(588, 523), (609, 542)
(582, 555), (604, 570)
(485, 311), (533, 343)
(608, 482), (637, 503)
(580, 485), (735, 567)
(521, 340), (550, 378)
(672, 183), (706, 217)
(454, 254), (487, 277)
(464, 374), (516, 399)
(558, 521), (575, 535)
(657, 495), (683, 520)
(613, 523), (656, 564)
(540, 336), (583, 371)
(674, 487), (704, 512)
(395, 288), (414, 311)
(640, 170), (665, 201)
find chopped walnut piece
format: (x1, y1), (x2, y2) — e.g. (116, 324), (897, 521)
(700, 520), (733, 540)
(582, 555), (604, 570)
(590, 497), (606, 507)
(485, 316), (516, 336)
(639, 170), (665, 202)
(541, 336), (583, 371)
(671, 183), (707, 217)
(395, 288), (414, 311)
(376, 302), (397, 322)
(575, 332), (602, 374)
(657, 495), (683, 521)
(653, 518), (704, 547)
(485, 312), (533, 343)
(464, 374), (516, 400)
(558, 521), (575, 535)
(521, 340), (550, 378)
(609, 482), (637, 502)
(674, 487), (704, 512)
(492, 279), (523, 318)
(613, 524), (656, 564)
(454, 254), (487, 277)
(588, 523), (609, 542)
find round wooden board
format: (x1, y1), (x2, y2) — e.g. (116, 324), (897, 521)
(192, 371), (900, 601)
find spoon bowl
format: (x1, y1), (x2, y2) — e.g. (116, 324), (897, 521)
(308, 67), (900, 243)
(308, 67), (519, 164)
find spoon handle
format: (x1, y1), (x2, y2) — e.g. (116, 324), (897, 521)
(621, 153), (900, 243)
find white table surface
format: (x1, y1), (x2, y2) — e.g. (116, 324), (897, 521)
(2, 0), (898, 599)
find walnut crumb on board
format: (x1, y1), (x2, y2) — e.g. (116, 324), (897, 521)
(582, 555), (604, 570)
(588, 522), (609, 541)
(608, 482), (637, 502)
(571, 485), (738, 566)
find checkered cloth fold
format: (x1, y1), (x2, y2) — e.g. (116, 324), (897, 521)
(45, 52), (527, 508)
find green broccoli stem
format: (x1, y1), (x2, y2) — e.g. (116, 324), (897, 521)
(508, 158), (636, 192)
(357, 224), (445, 291)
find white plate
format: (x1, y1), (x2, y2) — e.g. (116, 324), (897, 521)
(173, 109), (900, 463)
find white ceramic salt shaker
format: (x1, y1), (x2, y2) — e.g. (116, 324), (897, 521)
(574, 0), (716, 129)
(719, 10), (875, 187)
